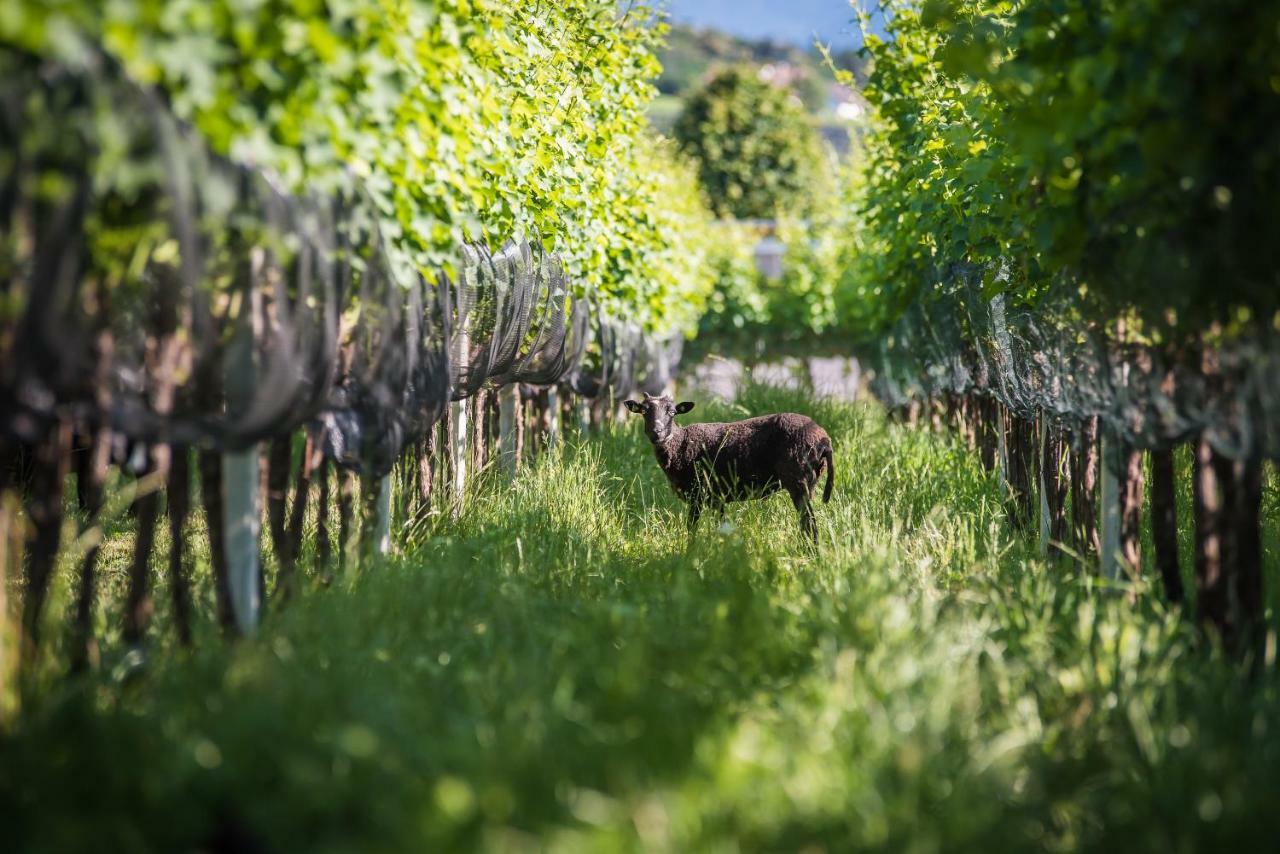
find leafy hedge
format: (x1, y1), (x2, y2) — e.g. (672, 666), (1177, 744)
(4, 0), (715, 335)
(843, 0), (1280, 335)
(674, 65), (831, 221)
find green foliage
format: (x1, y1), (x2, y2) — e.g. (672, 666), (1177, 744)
(766, 217), (842, 338)
(845, 0), (1280, 335)
(699, 191), (852, 345)
(4, 387), (1280, 850)
(698, 223), (769, 333)
(674, 66), (832, 220)
(2, 0), (716, 334)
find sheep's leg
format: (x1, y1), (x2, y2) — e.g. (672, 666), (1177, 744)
(790, 487), (817, 545)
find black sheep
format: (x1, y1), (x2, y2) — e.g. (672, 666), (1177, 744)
(624, 393), (835, 542)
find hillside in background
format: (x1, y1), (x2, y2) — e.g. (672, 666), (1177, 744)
(650, 22), (867, 153)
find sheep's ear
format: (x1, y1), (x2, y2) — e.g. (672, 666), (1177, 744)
(623, 399), (644, 414)
(675, 401), (695, 414)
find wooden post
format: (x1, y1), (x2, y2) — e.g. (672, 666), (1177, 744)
(373, 475), (392, 556)
(222, 448), (262, 635)
(498, 384), (521, 477)
(545, 386), (560, 448)
(449, 397), (468, 517)
(220, 249), (263, 635)
(358, 473), (392, 563)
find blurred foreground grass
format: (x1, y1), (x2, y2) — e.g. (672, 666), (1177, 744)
(3, 386), (1280, 852)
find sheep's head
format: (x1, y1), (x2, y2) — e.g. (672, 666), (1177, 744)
(623, 393), (694, 444)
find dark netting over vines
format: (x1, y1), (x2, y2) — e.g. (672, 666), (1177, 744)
(448, 239), (588, 399)
(561, 313), (682, 401)
(865, 265), (1280, 461)
(0, 33), (693, 667)
(0, 50), (447, 470)
(561, 312), (627, 400)
(0, 50), (678, 479)
(636, 333), (684, 397)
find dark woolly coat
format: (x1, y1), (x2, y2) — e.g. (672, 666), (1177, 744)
(652, 413), (834, 507)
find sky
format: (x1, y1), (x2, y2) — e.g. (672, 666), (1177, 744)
(662, 0), (866, 49)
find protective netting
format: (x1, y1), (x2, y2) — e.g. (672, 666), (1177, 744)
(562, 312), (682, 401)
(865, 264), (1280, 461)
(1, 50), (673, 478)
(450, 239), (589, 398)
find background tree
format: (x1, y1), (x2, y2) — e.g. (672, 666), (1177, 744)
(674, 66), (830, 220)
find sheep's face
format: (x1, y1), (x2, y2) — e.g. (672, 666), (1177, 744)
(624, 394), (694, 444)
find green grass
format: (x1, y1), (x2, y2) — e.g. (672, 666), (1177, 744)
(3, 385), (1280, 852)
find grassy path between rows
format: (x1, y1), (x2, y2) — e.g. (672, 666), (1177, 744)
(3, 386), (1280, 852)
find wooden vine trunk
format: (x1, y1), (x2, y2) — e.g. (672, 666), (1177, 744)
(1071, 416), (1101, 558)
(468, 390), (489, 477)
(1192, 438), (1264, 651)
(1149, 447), (1184, 604)
(1118, 443), (1144, 579)
(976, 396), (999, 473)
(928, 396), (945, 433)
(959, 394), (977, 451)
(1041, 419), (1069, 552)
(1193, 437), (1228, 641)
(529, 387), (553, 453)
(418, 429), (437, 508)
(1004, 411), (1036, 531)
